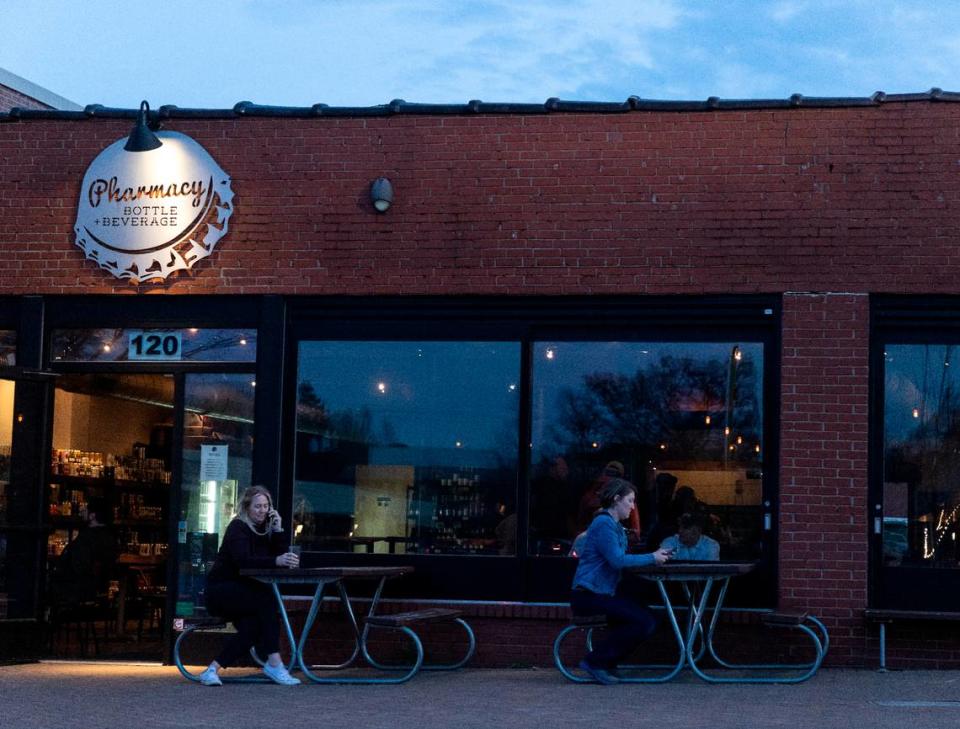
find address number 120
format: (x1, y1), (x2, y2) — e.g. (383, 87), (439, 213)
(128, 330), (182, 361)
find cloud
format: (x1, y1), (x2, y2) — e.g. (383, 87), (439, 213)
(769, 1), (809, 23)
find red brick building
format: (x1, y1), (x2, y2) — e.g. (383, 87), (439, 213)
(2, 85), (960, 669)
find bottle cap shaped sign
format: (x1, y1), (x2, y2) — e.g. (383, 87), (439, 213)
(74, 130), (234, 282)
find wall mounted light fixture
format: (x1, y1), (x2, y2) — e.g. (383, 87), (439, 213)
(370, 177), (394, 212)
(124, 100), (162, 152)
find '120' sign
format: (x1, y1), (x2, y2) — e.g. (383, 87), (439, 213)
(128, 330), (182, 360)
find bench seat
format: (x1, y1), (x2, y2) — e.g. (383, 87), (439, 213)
(864, 609), (960, 670)
(363, 607), (475, 674)
(366, 608), (462, 627)
(762, 611), (809, 626)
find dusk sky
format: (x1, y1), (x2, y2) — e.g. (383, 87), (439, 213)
(3, 1), (960, 109)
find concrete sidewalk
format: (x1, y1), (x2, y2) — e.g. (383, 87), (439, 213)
(3, 662), (960, 729)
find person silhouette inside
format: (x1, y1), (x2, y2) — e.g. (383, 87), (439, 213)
(49, 496), (117, 608)
(659, 512), (720, 561)
(577, 461), (642, 549)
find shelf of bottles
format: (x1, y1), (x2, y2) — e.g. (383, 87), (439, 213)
(411, 468), (498, 555)
(47, 448), (171, 558)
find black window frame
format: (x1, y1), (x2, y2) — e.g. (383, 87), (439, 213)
(285, 295), (781, 604)
(870, 295), (960, 610)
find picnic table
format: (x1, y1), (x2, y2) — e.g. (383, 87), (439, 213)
(625, 561), (827, 683)
(240, 565), (414, 683)
(175, 564), (475, 684)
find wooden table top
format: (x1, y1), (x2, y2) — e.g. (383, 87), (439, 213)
(628, 561), (758, 579)
(240, 565), (414, 583)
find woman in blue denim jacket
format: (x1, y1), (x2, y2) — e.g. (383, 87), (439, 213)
(571, 478), (672, 684)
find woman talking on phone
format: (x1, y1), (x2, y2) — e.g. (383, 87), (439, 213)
(571, 478), (672, 685)
(198, 485), (301, 686)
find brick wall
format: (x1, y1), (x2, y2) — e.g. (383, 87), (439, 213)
(0, 82), (53, 112)
(1, 103), (960, 295)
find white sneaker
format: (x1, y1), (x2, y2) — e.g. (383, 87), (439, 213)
(263, 663), (301, 686)
(198, 666), (222, 686)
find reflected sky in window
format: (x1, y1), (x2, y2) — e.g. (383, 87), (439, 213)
(297, 341), (520, 451)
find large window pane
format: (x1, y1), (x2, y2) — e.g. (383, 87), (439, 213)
(530, 342), (764, 559)
(293, 342), (520, 556)
(174, 374), (255, 619)
(883, 344), (960, 568)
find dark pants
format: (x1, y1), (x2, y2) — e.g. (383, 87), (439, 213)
(205, 580), (281, 668)
(570, 581), (658, 669)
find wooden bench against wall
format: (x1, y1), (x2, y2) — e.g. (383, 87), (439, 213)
(864, 609), (960, 670)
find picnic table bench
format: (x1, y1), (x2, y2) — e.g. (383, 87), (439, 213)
(864, 609), (960, 670)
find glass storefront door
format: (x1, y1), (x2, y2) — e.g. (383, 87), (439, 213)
(875, 343), (960, 609)
(173, 374), (255, 622)
(46, 374), (174, 659)
(0, 371), (55, 660)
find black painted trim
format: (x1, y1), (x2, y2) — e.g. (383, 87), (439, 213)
(3, 89), (958, 123)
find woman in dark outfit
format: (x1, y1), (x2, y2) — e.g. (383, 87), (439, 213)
(571, 478), (672, 685)
(199, 485), (300, 686)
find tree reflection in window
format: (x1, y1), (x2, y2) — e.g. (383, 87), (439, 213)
(530, 342), (763, 560)
(884, 344), (960, 567)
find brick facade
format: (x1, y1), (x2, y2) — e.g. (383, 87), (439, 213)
(3, 100), (960, 667)
(0, 82), (53, 112)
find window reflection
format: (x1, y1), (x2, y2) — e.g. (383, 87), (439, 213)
(0, 331), (15, 366)
(293, 342), (520, 556)
(50, 328), (255, 362)
(884, 344), (960, 567)
(530, 342), (764, 559)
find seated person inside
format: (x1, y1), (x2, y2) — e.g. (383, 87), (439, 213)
(49, 496), (117, 608)
(659, 512), (720, 562)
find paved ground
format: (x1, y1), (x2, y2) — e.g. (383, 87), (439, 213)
(3, 662), (960, 729)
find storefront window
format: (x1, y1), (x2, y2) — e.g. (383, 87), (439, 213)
(0, 330), (15, 366)
(50, 328), (256, 363)
(0, 378), (13, 617)
(174, 374), (255, 618)
(529, 341), (764, 559)
(292, 342), (520, 555)
(883, 344), (960, 568)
